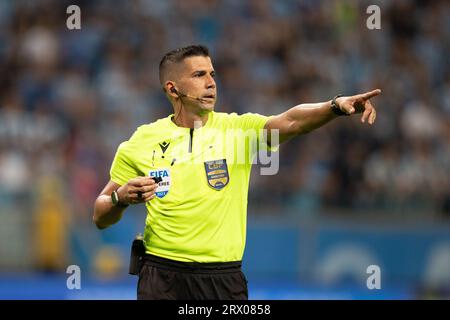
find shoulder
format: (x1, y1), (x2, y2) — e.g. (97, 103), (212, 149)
(211, 111), (234, 122)
(213, 111), (268, 120)
(118, 116), (170, 151)
(129, 117), (169, 142)
(211, 111), (257, 124)
(211, 111), (270, 129)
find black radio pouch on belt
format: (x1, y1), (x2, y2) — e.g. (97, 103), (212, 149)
(129, 234), (145, 275)
(129, 177), (162, 275)
(129, 177), (161, 275)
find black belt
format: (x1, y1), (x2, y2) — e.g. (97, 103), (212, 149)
(143, 253), (242, 274)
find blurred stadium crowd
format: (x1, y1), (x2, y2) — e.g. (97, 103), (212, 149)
(0, 0), (449, 272)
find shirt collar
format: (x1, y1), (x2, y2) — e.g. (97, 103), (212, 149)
(166, 111), (214, 130)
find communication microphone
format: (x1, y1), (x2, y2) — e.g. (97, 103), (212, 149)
(171, 87), (205, 102)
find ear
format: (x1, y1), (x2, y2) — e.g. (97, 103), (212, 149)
(165, 81), (178, 98)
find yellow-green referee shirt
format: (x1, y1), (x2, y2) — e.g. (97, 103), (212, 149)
(110, 111), (273, 262)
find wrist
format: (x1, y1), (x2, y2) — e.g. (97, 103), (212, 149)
(111, 189), (128, 208)
(330, 94), (348, 116)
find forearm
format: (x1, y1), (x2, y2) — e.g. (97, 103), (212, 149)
(93, 195), (126, 229)
(267, 89), (380, 144)
(286, 100), (339, 135)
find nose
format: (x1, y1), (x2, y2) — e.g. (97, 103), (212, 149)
(206, 75), (216, 90)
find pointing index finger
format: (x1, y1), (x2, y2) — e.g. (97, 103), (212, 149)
(359, 89), (381, 100)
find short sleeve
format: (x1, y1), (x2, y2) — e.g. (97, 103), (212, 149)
(109, 141), (140, 186)
(232, 112), (270, 132)
(231, 112), (279, 153)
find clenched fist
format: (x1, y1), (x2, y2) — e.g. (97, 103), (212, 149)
(117, 176), (159, 205)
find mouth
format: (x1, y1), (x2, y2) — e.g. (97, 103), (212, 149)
(202, 94), (216, 101)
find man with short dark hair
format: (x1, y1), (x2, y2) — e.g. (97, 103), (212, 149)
(93, 44), (381, 300)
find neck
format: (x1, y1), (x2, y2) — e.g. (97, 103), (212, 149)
(171, 109), (210, 128)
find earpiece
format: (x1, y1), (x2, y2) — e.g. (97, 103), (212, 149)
(170, 87), (178, 94)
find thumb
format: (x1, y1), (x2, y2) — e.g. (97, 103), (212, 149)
(338, 100), (355, 114)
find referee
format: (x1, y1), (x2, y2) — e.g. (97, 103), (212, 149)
(93, 45), (380, 300)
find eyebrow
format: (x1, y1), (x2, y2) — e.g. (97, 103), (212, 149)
(191, 70), (215, 76)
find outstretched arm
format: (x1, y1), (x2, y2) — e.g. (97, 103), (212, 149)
(265, 89), (381, 144)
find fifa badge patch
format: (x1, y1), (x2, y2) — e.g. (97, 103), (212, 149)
(149, 168), (170, 198)
(204, 159), (229, 190)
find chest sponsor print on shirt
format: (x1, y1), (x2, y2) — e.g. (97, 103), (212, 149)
(149, 168), (170, 198)
(204, 159), (229, 190)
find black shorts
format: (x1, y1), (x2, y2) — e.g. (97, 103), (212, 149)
(137, 254), (248, 300)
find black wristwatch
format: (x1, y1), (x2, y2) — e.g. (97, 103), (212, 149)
(331, 94), (349, 116)
(111, 190), (128, 208)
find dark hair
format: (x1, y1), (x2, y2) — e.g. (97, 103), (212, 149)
(159, 45), (210, 86)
